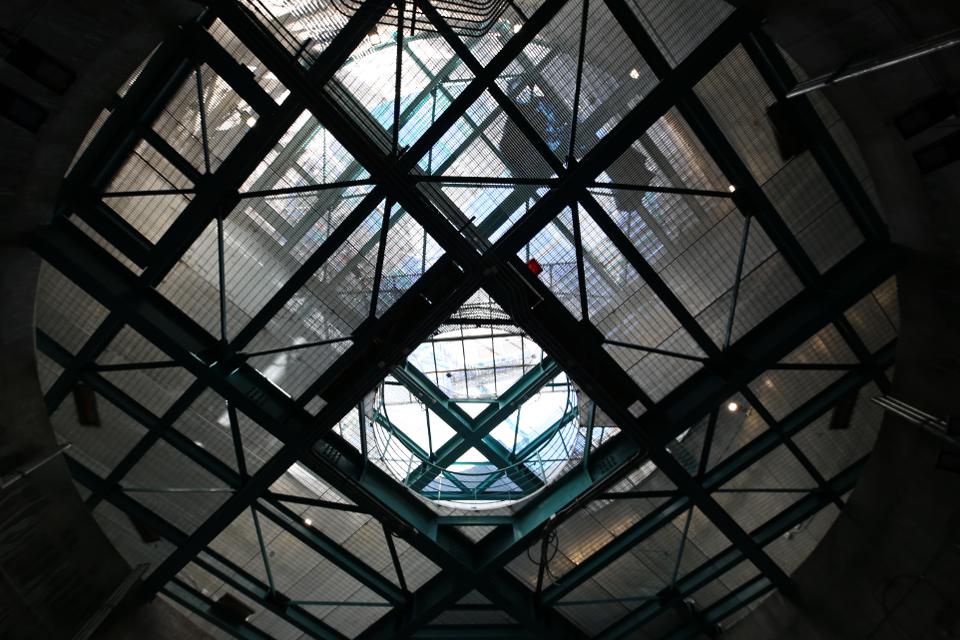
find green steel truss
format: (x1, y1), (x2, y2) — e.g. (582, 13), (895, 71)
(30, 0), (897, 637)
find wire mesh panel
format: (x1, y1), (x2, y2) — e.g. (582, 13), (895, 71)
(235, 0), (353, 64)
(208, 508), (277, 572)
(626, 0), (734, 66)
(151, 64), (257, 175)
(55, 400), (147, 479)
(521, 207), (587, 320)
(34, 351), (64, 395)
(846, 279), (899, 351)
(208, 19), (288, 101)
(35, 263), (110, 354)
(173, 390), (283, 476)
(571, 0), (658, 160)
(342, 0), (512, 38)
(687, 558), (761, 611)
(712, 444), (818, 535)
(97, 326), (196, 417)
(122, 441), (232, 536)
(792, 383), (885, 480)
(160, 594), (237, 640)
(675, 393), (767, 477)
(177, 561), (306, 640)
(557, 579), (639, 635)
(749, 325), (858, 422)
(236, 204), (399, 399)
(101, 140), (194, 244)
(523, 207), (709, 401)
(762, 150), (864, 274)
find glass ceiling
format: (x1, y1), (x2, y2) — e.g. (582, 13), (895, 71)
(364, 291), (598, 508)
(29, 0), (899, 637)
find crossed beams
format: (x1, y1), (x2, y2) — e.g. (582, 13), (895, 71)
(394, 357), (562, 495)
(216, 0), (800, 603)
(31, 1), (899, 638)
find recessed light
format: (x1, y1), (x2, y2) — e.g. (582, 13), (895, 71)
(513, 23), (522, 33)
(727, 184), (736, 193)
(629, 68), (640, 80)
(246, 116), (257, 127)
(194, 440), (205, 448)
(726, 401), (740, 412)
(303, 517), (313, 527)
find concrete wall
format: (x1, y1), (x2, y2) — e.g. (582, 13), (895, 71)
(0, 1), (210, 638)
(724, 1), (960, 638)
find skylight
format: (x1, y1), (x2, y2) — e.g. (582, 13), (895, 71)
(363, 291), (592, 509)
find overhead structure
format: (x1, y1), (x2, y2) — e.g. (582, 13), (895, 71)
(31, 0), (900, 637)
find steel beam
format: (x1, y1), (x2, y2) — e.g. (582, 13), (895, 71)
(398, 358), (560, 492)
(69, 459), (349, 640)
(597, 456), (866, 639)
(33, 218), (580, 637)
(601, 0), (889, 394)
(540, 340), (893, 605)
(163, 579), (273, 640)
(41, 331), (407, 606)
(465, 243), (895, 577)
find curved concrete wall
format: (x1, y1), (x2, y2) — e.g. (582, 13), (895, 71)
(724, 1), (960, 637)
(0, 1), (209, 638)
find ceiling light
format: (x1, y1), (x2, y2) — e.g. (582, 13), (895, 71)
(629, 68), (640, 80)
(303, 517), (313, 527)
(246, 116), (257, 127)
(194, 440), (205, 448)
(727, 184), (736, 193)
(726, 401), (740, 413)
(512, 23), (522, 33)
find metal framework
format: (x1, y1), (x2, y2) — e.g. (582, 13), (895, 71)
(29, 0), (899, 637)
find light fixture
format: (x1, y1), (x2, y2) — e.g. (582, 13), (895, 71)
(303, 517), (313, 527)
(727, 184), (737, 193)
(726, 401), (740, 413)
(246, 115), (257, 127)
(629, 68), (640, 80)
(512, 23), (522, 33)
(194, 440), (205, 448)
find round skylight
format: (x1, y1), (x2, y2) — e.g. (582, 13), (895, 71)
(362, 294), (588, 509)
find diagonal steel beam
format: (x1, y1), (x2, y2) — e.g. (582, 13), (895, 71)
(413, 2), (796, 595)
(600, 0), (889, 396)
(597, 457), (867, 640)
(397, 358), (559, 492)
(69, 458), (350, 640)
(540, 339), (893, 605)
(40, 330), (407, 606)
(164, 579), (273, 640)
(481, 256), (795, 593)
(34, 200), (588, 640)
(37, 184), (895, 640)
(466, 242), (896, 573)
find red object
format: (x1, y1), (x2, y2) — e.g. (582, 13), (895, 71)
(526, 258), (543, 276)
